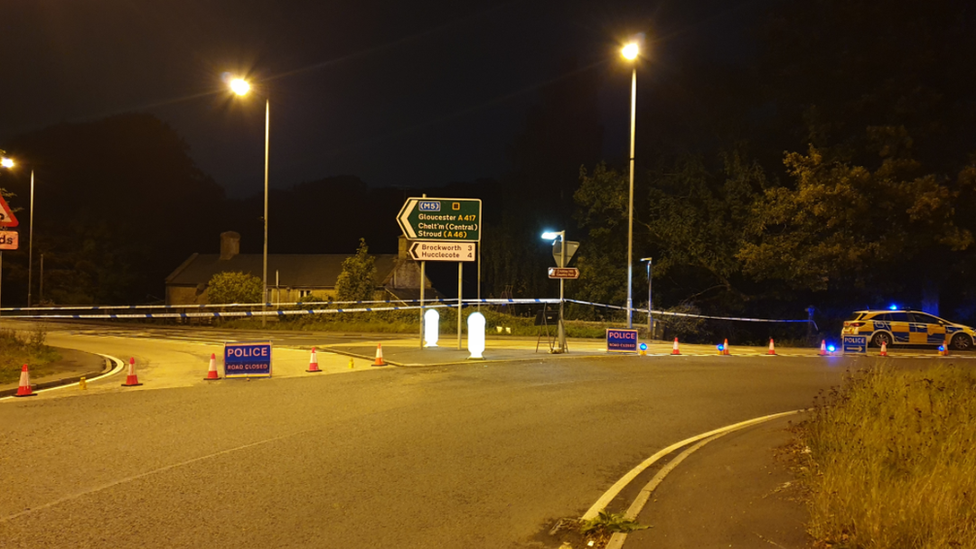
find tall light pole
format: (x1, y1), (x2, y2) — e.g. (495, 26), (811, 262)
(229, 77), (270, 327)
(641, 257), (653, 339)
(622, 41), (639, 329)
(0, 154), (14, 317)
(28, 170), (34, 307)
(542, 230), (567, 353)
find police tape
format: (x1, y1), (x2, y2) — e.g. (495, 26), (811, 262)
(0, 296), (810, 325)
(0, 297), (465, 312)
(562, 299), (811, 324)
(2, 303), (460, 320)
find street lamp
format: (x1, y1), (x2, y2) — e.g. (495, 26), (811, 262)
(229, 76), (270, 327)
(542, 230), (567, 353)
(1, 156), (40, 308)
(622, 40), (640, 329)
(641, 257), (653, 339)
(0, 153), (13, 316)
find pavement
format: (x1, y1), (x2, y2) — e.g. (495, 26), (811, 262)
(5, 331), (962, 548)
(610, 414), (811, 549)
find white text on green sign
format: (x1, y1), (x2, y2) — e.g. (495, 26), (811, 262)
(397, 198), (481, 242)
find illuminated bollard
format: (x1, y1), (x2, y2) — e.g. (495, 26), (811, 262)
(467, 312), (486, 360)
(424, 309), (440, 347)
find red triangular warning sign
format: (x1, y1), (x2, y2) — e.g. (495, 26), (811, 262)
(0, 195), (18, 228)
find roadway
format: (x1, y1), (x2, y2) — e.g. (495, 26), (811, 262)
(0, 324), (940, 548)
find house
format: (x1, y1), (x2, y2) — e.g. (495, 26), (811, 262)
(165, 232), (439, 305)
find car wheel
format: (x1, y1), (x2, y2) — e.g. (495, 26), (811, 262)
(950, 333), (973, 351)
(871, 332), (892, 348)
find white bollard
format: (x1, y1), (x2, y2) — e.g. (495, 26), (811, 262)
(424, 308), (440, 347)
(467, 312), (486, 359)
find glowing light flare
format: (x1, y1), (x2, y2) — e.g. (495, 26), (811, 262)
(541, 231), (561, 240)
(424, 309), (440, 347)
(827, 345), (836, 353)
(0, 157), (13, 168)
(467, 312), (486, 359)
(889, 304), (899, 310)
(229, 78), (251, 96)
(639, 343), (648, 351)
(622, 42), (640, 61)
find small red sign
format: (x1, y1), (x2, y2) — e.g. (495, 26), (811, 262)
(0, 230), (18, 250)
(548, 267), (580, 279)
(0, 195), (18, 228)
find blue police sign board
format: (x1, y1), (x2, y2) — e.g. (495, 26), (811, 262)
(842, 335), (868, 355)
(607, 329), (640, 352)
(224, 342), (273, 377)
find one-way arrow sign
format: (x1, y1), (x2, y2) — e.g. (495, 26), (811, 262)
(409, 241), (476, 262)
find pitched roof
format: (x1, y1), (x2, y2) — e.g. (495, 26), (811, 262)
(165, 254), (399, 288)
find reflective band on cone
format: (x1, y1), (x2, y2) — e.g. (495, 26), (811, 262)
(671, 338), (681, 355)
(307, 347), (322, 373)
(205, 353), (220, 380)
(15, 364), (35, 397)
(122, 357), (143, 387)
(373, 344), (385, 366)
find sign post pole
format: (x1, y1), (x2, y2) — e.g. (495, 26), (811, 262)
(419, 261), (426, 349)
(458, 263), (463, 350)
(558, 238), (566, 353)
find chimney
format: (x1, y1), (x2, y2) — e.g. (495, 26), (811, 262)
(220, 231), (240, 260)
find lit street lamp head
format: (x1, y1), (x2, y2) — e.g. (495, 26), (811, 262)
(229, 78), (251, 96)
(622, 42), (640, 61)
(0, 157), (13, 169)
(541, 231), (564, 241)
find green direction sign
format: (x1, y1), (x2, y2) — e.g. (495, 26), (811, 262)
(397, 197), (482, 242)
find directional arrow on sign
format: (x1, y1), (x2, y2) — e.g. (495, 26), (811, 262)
(409, 241), (476, 262)
(396, 197), (481, 242)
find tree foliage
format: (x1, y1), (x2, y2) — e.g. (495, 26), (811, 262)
(335, 239), (377, 302)
(207, 272), (262, 304)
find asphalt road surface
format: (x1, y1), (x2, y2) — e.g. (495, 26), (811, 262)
(1, 328), (877, 548)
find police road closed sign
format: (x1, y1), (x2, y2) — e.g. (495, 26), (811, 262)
(843, 335), (868, 355)
(224, 342), (273, 377)
(607, 329), (639, 352)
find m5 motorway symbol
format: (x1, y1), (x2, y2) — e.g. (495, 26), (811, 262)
(397, 197), (481, 242)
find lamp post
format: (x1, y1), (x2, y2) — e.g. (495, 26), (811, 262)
(622, 41), (639, 329)
(0, 154), (14, 317)
(641, 257), (653, 339)
(229, 77), (270, 327)
(542, 230), (567, 353)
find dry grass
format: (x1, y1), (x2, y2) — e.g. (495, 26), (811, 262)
(801, 363), (976, 548)
(0, 327), (60, 384)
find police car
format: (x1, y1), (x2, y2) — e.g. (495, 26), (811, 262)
(841, 309), (976, 350)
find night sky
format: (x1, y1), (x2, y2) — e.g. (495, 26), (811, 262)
(1, 0), (760, 197)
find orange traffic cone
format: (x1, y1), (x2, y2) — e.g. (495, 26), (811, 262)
(122, 357), (142, 387)
(671, 338), (681, 355)
(819, 340), (828, 356)
(940, 343), (950, 357)
(767, 338), (776, 355)
(307, 347), (322, 373)
(879, 341), (888, 357)
(373, 343), (385, 366)
(723, 338), (730, 355)
(15, 364), (35, 397)
(204, 353), (220, 380)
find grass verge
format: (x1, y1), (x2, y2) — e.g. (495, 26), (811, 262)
(799, 363), (976, 548)
(0, 327), (61, 385)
